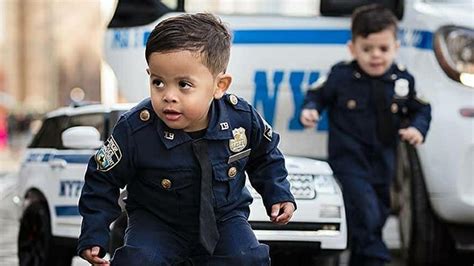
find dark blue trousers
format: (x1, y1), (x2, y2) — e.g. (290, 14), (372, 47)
(110, 209), (270, 266)
(337, 175), (391, 266)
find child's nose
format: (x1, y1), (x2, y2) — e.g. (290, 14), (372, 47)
(162, 89), (178, 103)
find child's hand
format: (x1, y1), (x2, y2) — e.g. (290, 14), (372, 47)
(270, 202), (295, 225)
(80, 246), (109, 266)
(399, 127), (424, 146)
(300, 109), (319, 128)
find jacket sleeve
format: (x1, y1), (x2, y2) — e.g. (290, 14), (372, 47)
(406, 75), (432, 139)
(302, 70), (337, 113)
(77, 116), (136, 257)
(245, 107), (296, 215)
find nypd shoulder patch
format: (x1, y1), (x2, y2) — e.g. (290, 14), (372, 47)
(95, 135), (122, 172)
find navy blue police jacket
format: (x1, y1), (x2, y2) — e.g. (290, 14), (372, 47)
(303, 61), (431, 184)
(77, 94), (295, 256)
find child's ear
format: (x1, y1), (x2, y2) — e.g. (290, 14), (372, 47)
(214, 73), (232, 99)
(395, 40), (401, 51)
(348, 40), (356, 57)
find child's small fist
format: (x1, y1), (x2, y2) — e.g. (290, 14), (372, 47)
(399, 127), (424, 146)
(300, 109), (320, 128)
(80, 246), (109, 266)
(270, 202), (295, 225)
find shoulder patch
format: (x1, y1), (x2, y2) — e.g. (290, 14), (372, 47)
(95, 135), (122, 172)
(257, 112), (273, 141)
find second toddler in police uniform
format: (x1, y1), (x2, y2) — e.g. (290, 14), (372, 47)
(300, 5), (431, 266)
(78, 13), (296, 265)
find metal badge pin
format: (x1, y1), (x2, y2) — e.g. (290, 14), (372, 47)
(220, 122), (229, 130)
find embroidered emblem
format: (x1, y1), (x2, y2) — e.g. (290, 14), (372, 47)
(220, 122), (229, 130)
(394, 78), (409, 97)
(139, 109), (150, 121)
(95, 136), (122, 172)
(164, 131), (175, 140)
(229, 127), (247, 153)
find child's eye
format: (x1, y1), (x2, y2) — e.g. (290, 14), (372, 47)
(363, 47), (371, 53)
(178, 80), (192, 89)
(152, 79), (164, 88)
(380, 46), (389, 52)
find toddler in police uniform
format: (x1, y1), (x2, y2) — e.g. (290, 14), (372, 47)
(300, 4), (431, 266)
(78, 13), (296, 266)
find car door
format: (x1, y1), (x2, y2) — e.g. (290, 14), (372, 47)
(49, 113), (107, 237)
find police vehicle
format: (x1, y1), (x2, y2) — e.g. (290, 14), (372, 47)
(15, 102), (346, 265)
(104, 0), (473, 264)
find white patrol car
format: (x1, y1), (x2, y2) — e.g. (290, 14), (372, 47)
(15, 103), (346, 266)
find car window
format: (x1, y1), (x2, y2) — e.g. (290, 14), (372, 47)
(68, 113), (107, 141)
(29, 113), (108, 150)
(29, 116), (69, 149)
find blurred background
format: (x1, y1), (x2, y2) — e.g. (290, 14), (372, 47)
(0, 0), (123, 174)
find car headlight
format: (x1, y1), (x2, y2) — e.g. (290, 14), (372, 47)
(433, 25), (474, 88)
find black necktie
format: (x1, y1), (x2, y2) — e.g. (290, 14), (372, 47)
(192, 139), (220, 254)
(372, 79), (394, 146)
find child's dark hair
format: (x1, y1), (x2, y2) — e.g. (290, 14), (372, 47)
(145, 13), (231, 76)
(351, 4), (398, 40)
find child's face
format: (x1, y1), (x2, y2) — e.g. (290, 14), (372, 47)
(147, 50), (231, 132)
(349, 29), (400, 77)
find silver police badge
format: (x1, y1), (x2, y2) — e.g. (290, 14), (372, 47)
(229, 127), (247, 153)
(95, 135), (122, 172)
(394, 78), (409, 97)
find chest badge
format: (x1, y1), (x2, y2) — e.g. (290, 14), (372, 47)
(229, 127), (247, 153)
(394, 78), (409, 97)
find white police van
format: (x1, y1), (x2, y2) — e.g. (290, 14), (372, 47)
(16, 0), (473, 265)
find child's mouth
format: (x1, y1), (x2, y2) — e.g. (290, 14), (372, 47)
(163, 110), (182, 121)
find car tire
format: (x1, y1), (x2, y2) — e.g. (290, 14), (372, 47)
(17, 192), (74, 266)
(396, 142), (455, 266)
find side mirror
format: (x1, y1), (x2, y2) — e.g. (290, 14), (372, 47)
(62, 126), (103, 149)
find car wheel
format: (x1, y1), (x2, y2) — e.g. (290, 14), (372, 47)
(17, 193), (74, 266)
(397, 143), (454, 266)
(18, 199), (52, 266)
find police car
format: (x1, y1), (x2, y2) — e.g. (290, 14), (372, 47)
(15, 102), (346, 265)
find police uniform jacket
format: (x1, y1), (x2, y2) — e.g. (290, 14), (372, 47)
(77, 95), (295, 255)
(303, 61), (431, 184)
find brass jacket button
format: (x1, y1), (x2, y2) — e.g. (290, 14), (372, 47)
(161, 178), (172, 189)
(228, 167), (237, 178)
(140, 109), (150, 121)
